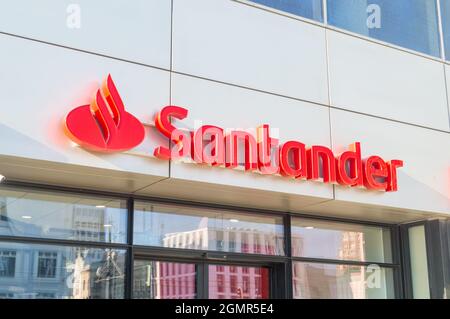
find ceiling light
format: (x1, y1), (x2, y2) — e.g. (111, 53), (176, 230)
(95, 205), (106, 208)
(21, 215), (32, 219)
(305, 226), (314, 230)
(229, 219), (239, 223)
(103, 224), (112, 228)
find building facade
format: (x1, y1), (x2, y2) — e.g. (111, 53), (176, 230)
(0, 0), (449, 299)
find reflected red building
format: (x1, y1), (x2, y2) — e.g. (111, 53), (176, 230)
(134, 217), (280, 299)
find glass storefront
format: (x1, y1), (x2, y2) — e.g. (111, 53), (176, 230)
(0, 185), (403, 299)
(292, 262), (395, 299)
(291, 217), (396, 299)
(133, 203), (285, 255)
(0, 242), (126, 299)
(291, 218), (392, 263)
(0, 188), (127, 243)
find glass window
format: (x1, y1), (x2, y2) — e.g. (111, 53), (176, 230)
(208, 265), (269, 299)
(229, 232), (236, 252)
(133, 260), (196, 299)
(291, 218), (392, 263)
(133, 203), (285, 256)
(440, 0), (450, 60)
(408, 225), (430, 298)
(216, 230), (224, 251)
(37, 251), (58, 278)
(0, 250), (16, 277)
(0, 242), (126, 299)
(248, 0), (323, 22)
(292, 262), (395, 299)
(0, 187), (127, 243)
(217, 275), (225, 293)
(327, 0), (441, 57)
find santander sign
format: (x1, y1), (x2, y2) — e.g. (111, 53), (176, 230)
(65, 75), (404, 192)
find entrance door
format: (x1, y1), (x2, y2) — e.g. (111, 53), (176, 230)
(208, 264), (270, 299)
(133, 259), (198, 299)
(132, 258), (275, 299)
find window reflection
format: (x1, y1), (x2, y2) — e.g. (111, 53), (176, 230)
(209, 265), (269, 299)
(133, 203), (285, 256)
(292, 262), (395, 299)
(0, 188), (127, 243)
(133, 260), (196, 299)
(132, 261), (270, 300)
(37, 252), (58, 278)
(291, 218), (392, 263)
(249, 0), (323, 22)
(440, 0), (450, 60)
(0, 250), (15, 277)
(0, 242), (126, 299)
(327, 0), (441, 57)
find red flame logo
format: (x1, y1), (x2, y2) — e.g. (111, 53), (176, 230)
(65, 75), (145, 152)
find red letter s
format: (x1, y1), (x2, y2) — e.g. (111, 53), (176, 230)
(154, 106), (189, 160)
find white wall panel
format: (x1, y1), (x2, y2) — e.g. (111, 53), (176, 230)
(0, 0), (171, 68)
(330, 108), (450, 215)
(327, 30), (450, 131)
(172, 0), (328, 104)
(167, 73), (333, 200)
(0, 34), (170, 184)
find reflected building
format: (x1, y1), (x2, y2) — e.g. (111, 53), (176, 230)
(71, 205), (106, 243)
(337, 231), (366, 299)
(0, 200), (124, 299)
(72, 254), (91, 299)
(293, 264), (338, 298)
(0, 241), (70, 299)
(160, 217), (285, 255)
(292, 230), (366, 299)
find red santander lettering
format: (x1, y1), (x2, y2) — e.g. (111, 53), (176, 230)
(153, 106), (403, 192)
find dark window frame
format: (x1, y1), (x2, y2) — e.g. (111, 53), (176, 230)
(400, 219), (448, 299)
(0, 249), (16, 278)
(0, 180), (403, 299)
(36, 251), (58, 279)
